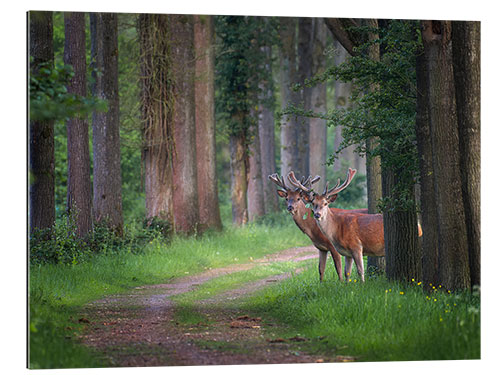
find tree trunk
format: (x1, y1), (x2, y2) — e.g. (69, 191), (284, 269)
(229, 129), (248, 226)
(279, 17), (299, 180)
(421, 20), (470, 291)
(383, 168), (422, 282)
(309, 18), (327, 192)
(139, 14), (174, 225)
(169, 14), (199, 235)
(194, 15), (222, 232)
(64, 12), (93, 238)
(258, 47), (279, 214)
(415, 43), (440, 289)
(247, 116), (266, 221)
(452, 21), (481, 287)
(297, 17), (312, 178)
(90, 13), (124, 235)
(364, 19), (384, 273)
(29, 11), (55, 234)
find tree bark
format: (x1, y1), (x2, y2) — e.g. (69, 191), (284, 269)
(64, 12), (93, 238)
(90, 13), (124, 235)
(247, 116), (266, 221)
(279, 17), (299, 180)
(308, 18), (327, 192)
(169, 14), (199, 235)
(194, 15), (222, 232)
(415, 43), (440, 288)
(452, 21), (481, 287)
(139, 14), (174, 224)
(229, 129), (248, 226)
(29, 11), (55, 234)
(383, 168), (422, 282)
(258, 47), (279, 214)
(421, 20), (470, 291)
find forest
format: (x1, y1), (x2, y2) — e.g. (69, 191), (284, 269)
(28, 11), (480, 369)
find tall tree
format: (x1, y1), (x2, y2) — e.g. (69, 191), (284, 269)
(169, 14), (200, 235)
(29, 11), (55, 234)
(308, 18), (328, 192)
(194, 15), (222, 232)
(297, 17), (312, 178)
(452, 21), (481, 287)
(421, 20), (470, 290)
(258, 45), (279, 214)
(215, 16), (255, 226)
(138, 14), (174, 225)
(415, 40), (440, 288)
(64, 12), (93, 238)
(247, 113), (266, 221)
(279, 17), (299, 179)
(90, 12), (124, 235)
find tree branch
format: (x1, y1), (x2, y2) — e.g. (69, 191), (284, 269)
(324, 18), (362, 56)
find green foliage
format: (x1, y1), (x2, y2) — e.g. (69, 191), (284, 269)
(29, 214), (171, 266)
(215, 16), (278, 137)
(29, 59), (107, 122)
(284, 20), (421, 211)
(117, 13), (144, 222)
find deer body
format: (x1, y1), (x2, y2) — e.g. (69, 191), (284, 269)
(315, 210), (385, 281)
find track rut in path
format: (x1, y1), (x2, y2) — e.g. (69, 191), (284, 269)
(79, 245), (354, 367)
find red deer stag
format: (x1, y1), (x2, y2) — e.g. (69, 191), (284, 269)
(269, 173), (367, 282)
(287, 168), (385, 282)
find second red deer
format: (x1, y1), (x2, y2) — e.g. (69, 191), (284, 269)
(288, 168), (422, 282)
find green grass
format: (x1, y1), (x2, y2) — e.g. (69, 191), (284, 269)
(242, 264), (480, 362)
(28, 218), (309, 369)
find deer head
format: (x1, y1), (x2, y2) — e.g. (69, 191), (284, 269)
(268, 173), (320, 216)
(287, 168), (357, 221)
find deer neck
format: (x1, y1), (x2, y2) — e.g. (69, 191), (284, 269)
(291, 202), (315, 234)
(316, 208), (339, 244)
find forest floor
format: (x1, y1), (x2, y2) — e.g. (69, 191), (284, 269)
(78, 245), (355, 367)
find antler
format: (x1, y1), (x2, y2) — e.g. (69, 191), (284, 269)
(287, 171), (320, 193)
(268, 173), (288, 192)
(325, 168), (357, 197)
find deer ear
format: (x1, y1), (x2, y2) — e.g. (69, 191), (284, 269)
(277, 190), (287, 198)
(327, 194), (338, 203)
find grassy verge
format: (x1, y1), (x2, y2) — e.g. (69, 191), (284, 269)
(28, 218), (310, 369)
(242, 263), (480, 362)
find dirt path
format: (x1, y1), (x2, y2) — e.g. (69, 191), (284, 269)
(79, 246), (351, 367)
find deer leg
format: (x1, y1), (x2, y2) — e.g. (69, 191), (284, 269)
(352, 250), (365, 282)
(318, 250), (328, 282)
(329, 247), (343, 282)
(344, 256), (354, 281)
